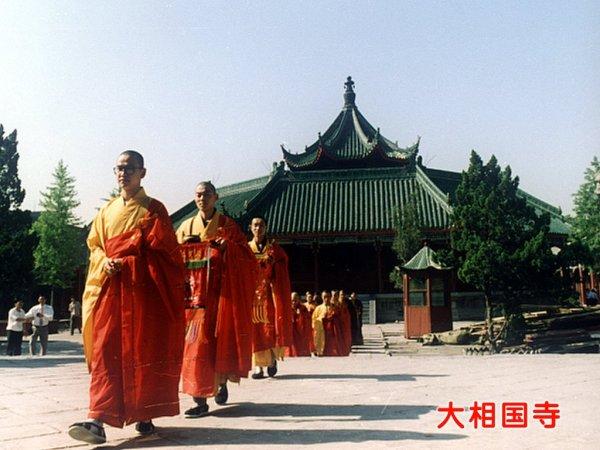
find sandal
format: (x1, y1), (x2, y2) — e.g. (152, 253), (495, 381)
(68, 421), (107, 444)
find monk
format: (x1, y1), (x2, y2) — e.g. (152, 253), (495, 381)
(312, 290), (332, 356)
(177, 182), (257, 417)
(69, 150), (185, 445)
(248, 216), (293, 379)
(349, 292), (364, 345)
(287, 292), (312, 357)
(339, 290), (353, 355)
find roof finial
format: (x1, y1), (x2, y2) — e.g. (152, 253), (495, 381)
(343, 76), (356, 108)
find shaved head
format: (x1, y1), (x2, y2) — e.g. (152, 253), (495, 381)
(119, 150), (144, 168)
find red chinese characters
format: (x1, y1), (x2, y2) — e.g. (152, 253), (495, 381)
(437, 401), (559, 429)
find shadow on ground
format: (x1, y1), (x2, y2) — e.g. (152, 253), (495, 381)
(276, 373), (448, 382)
(209, 402), (436, 422)
(96, 427), (466, 448)
(0, 341), (84, 368)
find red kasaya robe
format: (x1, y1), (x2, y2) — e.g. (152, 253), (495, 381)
(340, 302), (353, 356)
(250, 241), (293, 361)
(322, 307), (342, 356)
(180, 213), (258, 398)
(286, 302), (312, 357)
(86, 199), (185, 428)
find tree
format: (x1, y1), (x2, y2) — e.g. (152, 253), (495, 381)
(451, 151), (556, 352)
(32, 160), (86, 300)
(569, 157), (600, 272)
(389, 194), (423, 288)
(0, 125), (35, 309)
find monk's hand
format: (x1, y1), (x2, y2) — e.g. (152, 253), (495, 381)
(211, 238), (227, 252)
(104, 258), (123, 276)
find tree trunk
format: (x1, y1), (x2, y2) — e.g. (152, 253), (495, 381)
(484, 291), (496, 354)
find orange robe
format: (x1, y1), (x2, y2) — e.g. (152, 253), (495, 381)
(322, 306), (342, 356)
(82, 191), (185, 428)
(286, 303), (312, 357)
(249, 241), (293, 366)
(178, 212), (257, 398)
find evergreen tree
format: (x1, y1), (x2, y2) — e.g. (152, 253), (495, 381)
(32, 160), (86, 298)
(389, 194), (423, 288)
(451, 151), (556, 352)
(0, 125), (35, 309)
(569, 157), (600, 272)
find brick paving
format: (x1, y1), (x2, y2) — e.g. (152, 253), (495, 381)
(0, 325), (598, 449)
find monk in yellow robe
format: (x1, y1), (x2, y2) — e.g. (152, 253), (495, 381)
(177, 181), (257, 418)
(69, 150), (185, 445)
(311, 290), (332, 356)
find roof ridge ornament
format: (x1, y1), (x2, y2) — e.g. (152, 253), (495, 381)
(343, 76), (356, 108)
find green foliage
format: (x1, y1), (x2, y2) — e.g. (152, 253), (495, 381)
(451, 151), (554, 297)
(0, 125), (35, 304)
(32, 160), (86, 289)
(389, 194), (423, 288)
(569, 156), (600, 272)
(0, 125), (25, 211)
(450, 151), (558, 349)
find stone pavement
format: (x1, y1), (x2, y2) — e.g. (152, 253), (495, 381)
(0, 325), (598, 450)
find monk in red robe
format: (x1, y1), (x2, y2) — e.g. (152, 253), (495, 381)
(248, 216), (293, 379)
(339, 290), (353, 355)
(287, 292), (312, 357)
(69, 151), (185, 445)
(177, 182), (257, 417)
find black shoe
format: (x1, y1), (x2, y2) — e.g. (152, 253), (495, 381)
(185, 404), (209, 418)
(68, 421), (107, 444)
(252, 369), (265, 379)
(214, 383), (228, 405)
(135, 420), (155, 435)
(267, 361), (278, 377)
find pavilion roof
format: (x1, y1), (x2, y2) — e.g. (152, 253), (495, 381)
(282, 77), (419, 171)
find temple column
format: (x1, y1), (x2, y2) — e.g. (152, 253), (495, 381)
(375, 239), (383, 293)
(311, 241), (320, 292)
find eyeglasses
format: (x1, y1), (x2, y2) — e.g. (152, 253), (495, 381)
(113, 166), (142, 175)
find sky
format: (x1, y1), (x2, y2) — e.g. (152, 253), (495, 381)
(1, 0), (598, 221)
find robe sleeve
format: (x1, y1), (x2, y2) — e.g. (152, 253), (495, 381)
(82, 209), (109, 367)
(271, 244), (293, 348)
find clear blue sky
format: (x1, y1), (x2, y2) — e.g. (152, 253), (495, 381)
(1, 1), (598, 221)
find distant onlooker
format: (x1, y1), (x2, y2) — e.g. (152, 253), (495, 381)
(25, 296), (54, 356)
(68, 297), (82, 335)
(585, 289), (599, 307)
(6, 300), (26, 356)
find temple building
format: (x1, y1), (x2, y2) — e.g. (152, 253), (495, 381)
(171, 77), (568, 297)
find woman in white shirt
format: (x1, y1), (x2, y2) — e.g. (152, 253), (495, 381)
(6, 300), (26, 356)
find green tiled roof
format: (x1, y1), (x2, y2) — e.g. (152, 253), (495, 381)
(403, 245), (451, 271)
(239, 165), (452, 241)
(171, 163), (569, 239)
(282, 78), (418, 170)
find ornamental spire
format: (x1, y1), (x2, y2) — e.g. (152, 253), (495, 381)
(343, 76), (356, 108)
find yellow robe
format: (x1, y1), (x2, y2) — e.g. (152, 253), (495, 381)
(82, 188), (151, 366)
(312, 303), (327, 356)
(176, 210), (222, 244)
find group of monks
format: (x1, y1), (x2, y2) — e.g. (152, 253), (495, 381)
(288, 290), (364, 358)
(68, 150), (364, 445)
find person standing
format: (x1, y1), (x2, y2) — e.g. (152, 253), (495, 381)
(6, 300), (26, 356)
(68, 297), (82, 335)
(68, 150), (185, 445)
(287, 292), (312, 357)
(177, 181), (257, 418)
(248, 216), (293, 379)
(25, 296), (54, 356)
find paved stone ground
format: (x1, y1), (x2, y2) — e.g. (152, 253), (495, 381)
(0, 324), (598, 450)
